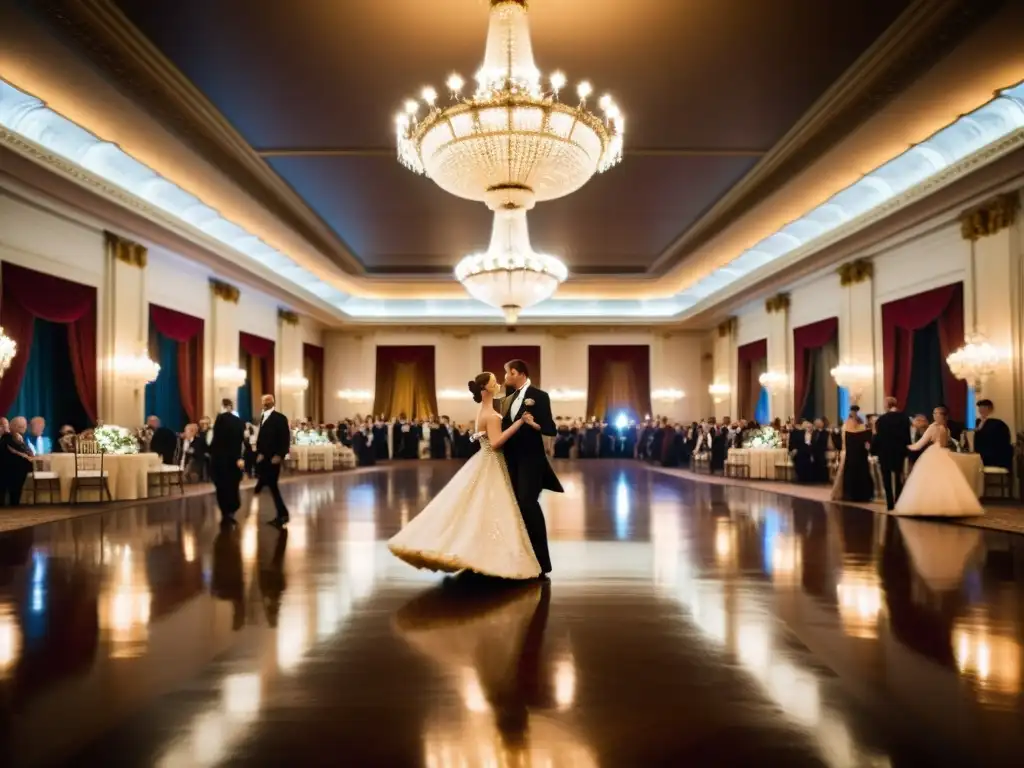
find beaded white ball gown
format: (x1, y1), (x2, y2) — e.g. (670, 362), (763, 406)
(894, 423), (983, 517)
(388, 430), (542, 580)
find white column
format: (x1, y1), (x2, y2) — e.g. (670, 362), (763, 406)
(325, 332), (374, 420)
(105, 240), (147, 427)
(766, 301), (790, 421)
(846, 274), (877, 410)
(711, 324), (735, 422)
(210, 284), (240, 409)
(277, 314), (305, 417)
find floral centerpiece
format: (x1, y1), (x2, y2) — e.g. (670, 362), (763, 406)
(294, 431), (331, 446)
(94, 425), (140, 454)
(743, 426), (784, 449)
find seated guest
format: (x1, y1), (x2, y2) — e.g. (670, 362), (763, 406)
(26, 417), (51, 455)
(974, 398), (1013, 469)
(147, 415), (178, 466)
(1, 417), (35, 506)
(56, 425), (77, 453)
(180, 423), (201, 480)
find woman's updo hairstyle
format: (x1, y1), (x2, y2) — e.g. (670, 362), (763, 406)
(468, 372), (493, 404)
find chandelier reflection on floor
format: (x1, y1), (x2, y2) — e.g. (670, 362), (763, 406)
(395, 0), (624, 322)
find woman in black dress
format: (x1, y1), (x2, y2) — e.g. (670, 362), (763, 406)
(831, 408), (874, 502)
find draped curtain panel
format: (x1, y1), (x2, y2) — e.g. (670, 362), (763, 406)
(374, 345), (438, 419)
(145, 332), (187, 430)
(302, 343), (324, 423)
(586, 345), (651, 420)
(7, 317), (92, 432)
(149, 305), (204, 422)
(240, 332), (276, 415)
(882, 282), (965, 420)
(237, 350), (254, 422)
(0, 263), (98, 422)
(737, 339), (767, 420)
(792, 317), (838, 417)
(480, 345), (542, 387)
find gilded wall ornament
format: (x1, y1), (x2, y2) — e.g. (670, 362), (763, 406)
(959, 193), (1020, 240)
(837, 258), (873, 286)
(210, 278), (240, 303)
(105, 231), (147, 268)
(278, 308), (299, 325)
(717, 317), (737, 338)
(765, 293), (791, 314)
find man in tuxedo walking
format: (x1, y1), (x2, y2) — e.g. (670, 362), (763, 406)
(209, 398), (246, 525)
(873, 396), (912, 510)
(501, 359), (562, 575)
(254, 394), (291, 527)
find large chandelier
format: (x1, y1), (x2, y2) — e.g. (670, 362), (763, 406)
(758, 371), (789, 395)
(0, 327), (16, 378)
(830, 363), (873, 403)
(396, 0), (624, 320)
(946, 332), (1005, 391)
(111, 354), (160, 388)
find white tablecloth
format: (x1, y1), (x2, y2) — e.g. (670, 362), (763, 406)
(290, 444), (335, 471)
(727, 448), (791, 479)
(948, 451), (984, 498)
(47, 452), (160, 502)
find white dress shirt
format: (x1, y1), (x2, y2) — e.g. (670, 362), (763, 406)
(509, 379), (532, 419)
(261, 408), (274, 425)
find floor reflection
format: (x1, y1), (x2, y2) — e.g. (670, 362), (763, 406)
(0, 460), (1020, 765)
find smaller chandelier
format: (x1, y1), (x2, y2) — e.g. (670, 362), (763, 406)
(214, 366), (247, 390)
(708, 382), (731, 404)
(455, 205), (567, 323)
(758, 371), (789, 395)
(549, 388), (586, 402)
(946, 333), (1005, 390)
(652, 388), (685, 401)
(830, 363), (874, 403)
(0, 327), (16, 379)
(337, 389), (373, 403)
(281, 373), (309, 395)
(112, 354), (160, 387)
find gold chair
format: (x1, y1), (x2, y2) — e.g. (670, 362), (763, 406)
(27, 458), (61, 504)
(70, 440), (112, 503)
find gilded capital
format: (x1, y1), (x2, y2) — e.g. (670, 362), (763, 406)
(278, 308), (299, 325)
(960, 193), (1020, 241)
(717, 316), (737, 338)
(210, 278), (240, 303)
(105, 231), (147, 268)
(765, 293), (790, 314)
(837, 258), (873, 286)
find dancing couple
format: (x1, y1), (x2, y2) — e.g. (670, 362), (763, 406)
(388, 360), (562, 579)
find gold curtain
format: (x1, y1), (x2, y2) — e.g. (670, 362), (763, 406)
(589, 361), (642, 420)
(375, 361), (437, 419)
(248, 352), (263, 420)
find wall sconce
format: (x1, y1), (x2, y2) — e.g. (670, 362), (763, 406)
(549, 388), (586, 402)
(214, 366), (247, 390)
(112, 354), (160, 388)
(337, 389), (372, 403)
(708, 382), (731, 404)
(651, 388), (685, 401)
(280, 373), (309, 395)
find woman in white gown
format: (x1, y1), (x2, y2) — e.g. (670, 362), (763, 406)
(388, 372), (543, 579)
(894, 406), (983, 517)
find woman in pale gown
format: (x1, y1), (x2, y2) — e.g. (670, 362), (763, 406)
(388, 372), (542, 580)
(894, 406), (983, 517)
(830, 408), (874, 502)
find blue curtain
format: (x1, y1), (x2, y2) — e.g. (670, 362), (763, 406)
(237, 350), (253, 422)
(7, 317), (91, 434)
(145, 332), (187, 430)
(755, 386), (770, 425)
(838, 387), (851, 423)
(906, 321), (944, 419)
(966, 386), (977, 428)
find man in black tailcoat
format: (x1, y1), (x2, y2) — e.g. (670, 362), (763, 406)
(873, 397), (912, 510)
(254, 394), (291, 527)
(209, 398), (246, 525)
(501, 359), (562, 576)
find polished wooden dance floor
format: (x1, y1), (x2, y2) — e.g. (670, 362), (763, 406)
(1, 460), (1023, 766)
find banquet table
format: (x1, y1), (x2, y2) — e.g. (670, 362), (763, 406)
(290, 444), (336, 471)
(726, 448), (790, 479)
(47, 452), (161, 502)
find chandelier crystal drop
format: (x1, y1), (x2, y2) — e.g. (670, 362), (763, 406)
(455, 206), (567, 324)
(946, 333), (1005, 390)
(0, 327), (16, 379)
(396, 0), (624, 204)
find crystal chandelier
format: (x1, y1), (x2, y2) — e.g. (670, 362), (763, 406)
(396, 0), (624, 319)
(0, 327), (16, 379)
(652, 388), (686, 401)
(455, 205), (567, 323)
(708, 382), (731, 404)
(280, 373), (309, 395)
(214, 366), (247, 390)
(112, 354), (160, 387)
(946, 332), (1005, 390)
(830, 363), (873, 403)
(758, 371), (788, 395)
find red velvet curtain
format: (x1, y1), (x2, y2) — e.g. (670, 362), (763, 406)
(882, 282), (965, 419)
(481, 345), (541, 387)
(240, 331), (275, 400)
(737, 339), (767, 420)
(374, 345), (437, 419)
(150, 305), (204, 422)
(792, 317), (838, 417)
(302, 343), (324, 423)
(0, 263), (98, 421)
(586, 345), (651, 420)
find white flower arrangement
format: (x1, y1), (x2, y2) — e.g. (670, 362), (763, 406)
(294, 431), (331, 446)
(94, 425), (140, 455)
(743, 426), (784, 449)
